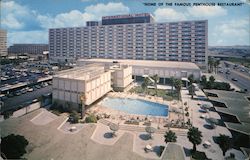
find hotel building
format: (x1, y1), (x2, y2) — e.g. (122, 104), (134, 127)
(49, 13), (208, 69)
(0, 29), (7, 57)
(52, 63), (133, 109)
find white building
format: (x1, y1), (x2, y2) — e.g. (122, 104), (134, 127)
(78, 59), (201, 83)
(52, 63), (133, 110)
(49, 13), (208, 69)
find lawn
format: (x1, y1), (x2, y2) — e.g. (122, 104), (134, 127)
(129, 86), (178, 101)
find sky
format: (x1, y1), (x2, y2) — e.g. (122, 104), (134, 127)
(1, 0), (250, 46)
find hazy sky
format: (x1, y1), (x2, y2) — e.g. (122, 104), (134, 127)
(1, 0), (250, 46)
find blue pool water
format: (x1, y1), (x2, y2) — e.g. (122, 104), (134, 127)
(101, 97), (168, 117)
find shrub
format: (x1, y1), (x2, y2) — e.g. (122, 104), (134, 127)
(69, 110), (79, 124)
(185, 107), (188, 111)
(185, 112), (189, 117)
(85, 114), (97, 123)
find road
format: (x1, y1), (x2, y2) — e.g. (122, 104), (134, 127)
(219, 61), (250, 93)
(1, 86), (52, 112)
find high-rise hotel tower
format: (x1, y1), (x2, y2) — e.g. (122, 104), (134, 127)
(49, 13), (207, 69)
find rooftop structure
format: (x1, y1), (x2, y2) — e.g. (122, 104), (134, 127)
(102, 13), (155, 25)
(204, 90), (250, 136)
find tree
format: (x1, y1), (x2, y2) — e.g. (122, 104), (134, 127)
(164, 130), (177, 143)
(187, 127), (202, 152)
(217, 134), (231, 156)
(152, 74), (159, 95)
(188, 84), (195, 99)
(200, 75), (207, 88)
(214, 60), (220, 74)
(141, 77), (150, 94)
(209, 75), (215, 83)
(85, 114), (97, 123)
(69, 110), (79, 123)
(208, 57), (214, 73)
(170, 77), (175, 94)
(188, 74), (195, 85)
(1, 134), (29, 159)
(80, 93), (86, 119)
(174, 79), (182, 100)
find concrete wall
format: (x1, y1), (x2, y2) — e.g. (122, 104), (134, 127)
(52, 71), (111, 106)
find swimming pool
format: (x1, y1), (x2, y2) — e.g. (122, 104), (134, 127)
(101, 97), (168, 117)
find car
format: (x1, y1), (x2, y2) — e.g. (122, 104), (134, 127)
(231, 78), (238, 81)
(240, 69), (245, 72)
(218, 70), (223, 73)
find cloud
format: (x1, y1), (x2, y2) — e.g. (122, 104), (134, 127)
(84, 2), (130, 18)
(37, 10), (94, 28)
(37, 2), (129, 29)
(1, 1), (41, 30)
(154, 8), (186, 22)
(211, 18), (250, 45)
(1, 1), (30, 29)
(8, 30), (48, 45)
(187, 6), (227, 17)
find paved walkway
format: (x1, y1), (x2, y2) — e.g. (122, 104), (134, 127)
(30, 109), (58, 125)
(181, 88), (244, 159)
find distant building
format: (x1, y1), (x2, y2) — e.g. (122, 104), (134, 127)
(0, 29), (7, 56)
(8, 44), (48, 55)
(49, 13), (208, 69)
(52, 63), (133, 110)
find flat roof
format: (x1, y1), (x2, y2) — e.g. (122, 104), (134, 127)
(78, 59), (200, 70)
(54, 64), (106, 81)
(204, 89), (250, 135)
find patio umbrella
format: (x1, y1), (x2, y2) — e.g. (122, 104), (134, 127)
(205, 117), (219, 128)
(201, 103), (213, 109)
(109, 123), (119, 136)
(145, 126), (156, 139)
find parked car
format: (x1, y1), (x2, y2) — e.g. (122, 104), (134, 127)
(231, 78), (238, 81)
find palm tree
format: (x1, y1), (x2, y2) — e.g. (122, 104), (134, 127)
(80, 93), (86, 119)
(152, 74), (159, 95)
(217, 134), (231, 156)
(188, 74), (194, 85)
(200, 75), (207, 88)
(209, 76), (215, 88)
(164, 130), (177, 143)
(208, 57), (214, 73)
(214, 60), (220, 74)
(187, 127), (202, 152)
(170, 77), (175, 94)
(188, 84), (195, 99)
(141, 77), (150, 94)
(174, 79), (182, 100)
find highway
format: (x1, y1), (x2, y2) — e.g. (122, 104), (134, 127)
(219, 61), (250, 93)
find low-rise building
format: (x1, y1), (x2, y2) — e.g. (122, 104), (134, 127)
(78, 59), (201, 82)
(52, 63), (133, 110)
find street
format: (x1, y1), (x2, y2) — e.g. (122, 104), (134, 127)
(219, 61), (250, 92)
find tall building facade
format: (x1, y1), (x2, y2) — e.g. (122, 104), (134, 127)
(0, 29), (7, 57)
(8, 44), (48, 55)
(49, 13), (208, 69)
